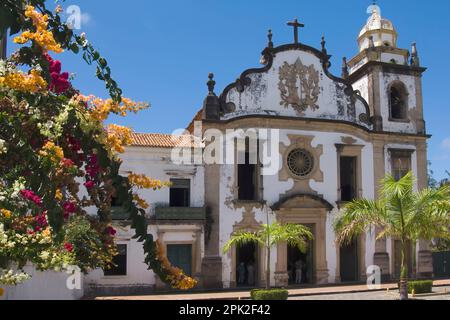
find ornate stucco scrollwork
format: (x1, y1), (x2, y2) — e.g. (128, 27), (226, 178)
(278, 58), (320, 115)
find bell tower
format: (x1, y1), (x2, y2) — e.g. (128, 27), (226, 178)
(346, 4), (432, 280)
(347, 4), (426, 134)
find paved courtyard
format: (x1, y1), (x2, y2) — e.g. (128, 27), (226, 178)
(290, 286), (450, 300)
(94, 279), (450, 300)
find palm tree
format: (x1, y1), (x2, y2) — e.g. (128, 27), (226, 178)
(334, 171), (450, 300)
(223, 222), (313, 290)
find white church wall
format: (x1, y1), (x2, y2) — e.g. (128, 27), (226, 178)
(84, 146), (205, 293)
(381, 52), (406, 65)
(223, 50), (370, 128)
(218, 127), (376, 286)
(352, 75), (370, 106)
(379, 72), (418, 134)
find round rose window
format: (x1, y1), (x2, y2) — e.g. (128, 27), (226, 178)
(287, 148), (314, 178)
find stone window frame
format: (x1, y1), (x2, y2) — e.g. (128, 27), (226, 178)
(155, 227), (203, 288)
(389, 148), (415, 181)
(335, 143), (364, 207)
(102, 241), (129, 279)
(387, 80), (410, 123)
(233, 135), (264, 203)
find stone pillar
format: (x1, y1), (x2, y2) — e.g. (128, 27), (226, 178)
(414, 75), (426, 135)
(201, 162), (223, 288)
(368, 67), (383, 131)
(372, 139), (390, 281)
(417, 240), (433, 279)
(316, 216), (329, 284)
(274, 242), (288, 287)
(416, 141), (433, 279)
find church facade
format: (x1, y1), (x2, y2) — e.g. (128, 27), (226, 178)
(85, 7), (433, 295)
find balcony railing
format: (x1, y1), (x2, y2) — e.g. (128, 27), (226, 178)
(154, 206), (206, 220)
(111, 206), (130, 220)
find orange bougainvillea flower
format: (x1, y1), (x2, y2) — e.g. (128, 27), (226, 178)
(0, 70), (47, 93)
(128, 173), (168, 190)
(154, 240), (197, 290)
(106, 124), (133, 154)
(13, 6), (63, 53)
(78, 95), (148, 122)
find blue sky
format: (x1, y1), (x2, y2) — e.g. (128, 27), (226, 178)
(7, 0), (450, 180)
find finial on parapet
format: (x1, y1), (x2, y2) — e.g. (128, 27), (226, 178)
(321, 35), (327, 55)
(203, 72), (220, 120)
(410, 42), (420, 67)
(207, 73), (216, 96)
(342, 57), (349, 79)
(267, 29), (274, 48)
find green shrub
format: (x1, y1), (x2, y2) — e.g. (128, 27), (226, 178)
(407, 280), (433, 294)
(250, 289), (289, 300)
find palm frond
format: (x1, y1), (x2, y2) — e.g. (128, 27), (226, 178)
(380, 171), (414, 200)
(222, 231), (264, 254)
(334, 199), (388, 245)
(270, 223), (313, 253)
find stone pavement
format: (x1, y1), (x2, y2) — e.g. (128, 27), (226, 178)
(290, 286), (450, 300)
(94, 279), (450, 300)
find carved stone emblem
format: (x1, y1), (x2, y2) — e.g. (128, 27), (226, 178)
(278, 58), (320, 115)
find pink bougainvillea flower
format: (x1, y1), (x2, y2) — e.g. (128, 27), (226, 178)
(84, 180), (95, 189)
(64, 243), (74, 252)
(62, 201), (77, 219)
(86, 153), (100, 178)
(20, 189), (43, 207)
(44, 53), (71, 94)
(35, 211), (48, 227)
(60, 158), (75, 167)
(107, 226), (116, 236)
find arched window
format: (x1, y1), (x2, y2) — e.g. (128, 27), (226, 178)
(389, 82), (408, 120)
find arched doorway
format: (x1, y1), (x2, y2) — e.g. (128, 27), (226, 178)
(288, 236), (314, 285)
(272, 194), (333, 286)
(236, 242), (258, 287)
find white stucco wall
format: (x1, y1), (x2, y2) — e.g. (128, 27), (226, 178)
(2, 266), (84, 300)
(218, 128), (377, 285)
(379, 72), (418, 134)
(84, 146), (206, 292)
(223, 50), (370, 128)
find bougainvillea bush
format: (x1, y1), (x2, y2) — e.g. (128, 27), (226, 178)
(0, 1), (196, 289)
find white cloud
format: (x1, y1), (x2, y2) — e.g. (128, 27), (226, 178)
(442, 137), (450, 150)
(80, 13), (91, 25)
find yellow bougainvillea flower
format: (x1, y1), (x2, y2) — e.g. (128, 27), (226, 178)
(0, 70), (47, 93)
(78, 95), (148, 122)
(55, 189), (63, 201)
(39, 141), (64, 162)
(42, 228), (51, 238)
(106, 124), (132, 154)
(1, 209), (12, 219)
(13, 6), (63, 53)
(154, 240), (197, 290)
(133, 193), (149, 209)
(128, 173), (168, 190)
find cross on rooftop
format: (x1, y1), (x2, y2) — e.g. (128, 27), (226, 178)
(287, 18), (305, 44)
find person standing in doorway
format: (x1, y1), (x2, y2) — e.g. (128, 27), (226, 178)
(247, 261), (255, 286)
(295, 259), (304, 284)
(237, 262), (246, 285)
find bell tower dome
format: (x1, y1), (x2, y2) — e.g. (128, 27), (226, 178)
(347, 4), (426, 134)
(358, 5), (398, 51)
